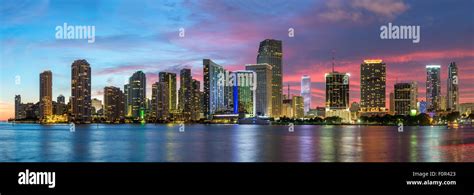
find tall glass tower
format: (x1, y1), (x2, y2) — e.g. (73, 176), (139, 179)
(426, 65), (441, 111)
(301, 75), (311, 115)
(447, 62), (459, 111)
(257, 39), (282, 117)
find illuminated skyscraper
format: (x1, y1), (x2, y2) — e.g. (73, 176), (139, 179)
(360, 59), (386, 112)
(426, 65), (441, 111)
(394, 82), (418, 115)
(127, 71), (146, 119)
(104, 86), (125, 122)
(292, 95), (304, 118)
(245, 63), (272, 116)
(153, 81), (169, 120)
(203, 59), (226, 119)
(191, 79), (202, 121)
(232, 71), (256, 117)
(179, 68), (193, 119)
(447, 62), (459, 111)
(325, 67), (351, 123)
(71, 59), (91, 123)
(301, 75), (311, 115)
(39, 70), (53, 120)
(159, 72), (177, 113)
(325, 72), (350, 110)
(257, 39), (283, 117)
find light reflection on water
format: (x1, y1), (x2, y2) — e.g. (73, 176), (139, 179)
(0, 123), (473, 162)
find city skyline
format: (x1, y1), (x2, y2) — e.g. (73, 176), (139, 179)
(1, 0), (474, 120)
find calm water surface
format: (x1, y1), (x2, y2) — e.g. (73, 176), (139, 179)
(0, 123), (473, 162)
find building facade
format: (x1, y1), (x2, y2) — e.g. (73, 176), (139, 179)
(104, 86), (125, 122)
(394, 82), (418, 115)
(245, 63), (272, 117)
(301, 75), (311, 115)
(39, 70), (53, 120)
(447, 62), (459, 111)
(71, 59), (91, 123)
(426, 65), (441, 111)
(257, 39), (283, 117)
(360, 59), (386, 112)
(127, 71), (146, 119)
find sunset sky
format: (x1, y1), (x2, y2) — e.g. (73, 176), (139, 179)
(1, 0), (473, 120)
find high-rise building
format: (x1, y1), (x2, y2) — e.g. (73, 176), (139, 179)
(71, 59), (91, 123)
(15, 95), (21, 119)
(39, 70), (53, 120)
(155, 81), (169, 120)
(124, 84), (130, 116)
(281, 84), (293, 118)
(179, 69), (193, 119)
(127, 71), (146, 119)
(325, 72), (350, 110)
(426, 65), (441, 111)
(301, 75), (311, 115)
(104, 86), (125, 122)
(233, 71), (256, 117)
(325, 70), (351, 123)
(257, 39), (283, 117)
(159, 72), (177, 114)
(54, 94), (67, 115)
(440, 95), (447, 111)
(191, 79), (202, 121)
(203, 59), (226, 119)
(292, 96), (304, 118)
(447, 62), (459, 111)
(151, 83), (158, 120)
(245, 63), (272, 117)
(394, 82), (418, 115)
(360, 59), (386, 112)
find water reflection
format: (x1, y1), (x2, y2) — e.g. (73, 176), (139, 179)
(0, 123), (473, 162)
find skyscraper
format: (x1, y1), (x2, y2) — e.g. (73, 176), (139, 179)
(191, 79), (202, 121)
(124, 84), (130, 116)
(301, 75), (311, 115)
(159, 72), (177, 114)
(325, 72), (350, 110)
(233, 71), (256, 117)
(39, 70), (53, 120)
(292, 95), (304, 118)
(394, 82), (418, 115)
(127, 71), (146, 119)
(15, 95), (21, 119)
(257, 39), (283, 117)
(325, 70), (351, 123)
(360, 59), (386, 112)
(154, 81), (169, 120)
(104, 86), (125, 122)
(245, 63), (272, 116)
(447, 62), (459, 111)
(426, 65), (441, 111)
(71, 59), (91, 123)
(179, 68), (193, 119)
(55, 94), (66, 115)
(203, 59), (226, 119)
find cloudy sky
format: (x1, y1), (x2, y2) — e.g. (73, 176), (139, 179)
(1, 0), (473, 120)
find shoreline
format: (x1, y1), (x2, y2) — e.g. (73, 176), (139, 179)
(1, 121), (451, 127)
